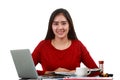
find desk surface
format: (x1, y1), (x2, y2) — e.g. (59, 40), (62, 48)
(64, 77), (113, 80)
(19, 77), (113, 80)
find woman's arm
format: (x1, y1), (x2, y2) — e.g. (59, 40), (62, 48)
(80, 41), (100, 76)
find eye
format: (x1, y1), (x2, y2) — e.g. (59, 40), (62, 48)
(61, 22), (67, 25)
(53, 22), (59, 26)
(61, 21), (68, 26)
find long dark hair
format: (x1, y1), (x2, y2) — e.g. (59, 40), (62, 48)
(45, 8), (78, 40)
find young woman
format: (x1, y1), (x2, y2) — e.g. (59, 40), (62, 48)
(32, 8), (99, 76)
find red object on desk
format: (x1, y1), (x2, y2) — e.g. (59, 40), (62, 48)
(63, 77), (113, 80)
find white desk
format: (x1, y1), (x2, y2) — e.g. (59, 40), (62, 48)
(19, 77), (113, 80)
(63, 77), (113, 80)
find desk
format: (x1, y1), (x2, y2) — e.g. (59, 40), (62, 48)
(19, 77), (113, 80)
(64, 77), (113, 80)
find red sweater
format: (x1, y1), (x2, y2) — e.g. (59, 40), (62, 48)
(32, 40), (99, 76)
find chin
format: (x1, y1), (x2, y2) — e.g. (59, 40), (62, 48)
(56, 33), (67, 39)
(57, 36), (67, 39)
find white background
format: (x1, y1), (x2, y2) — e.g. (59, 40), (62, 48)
(0, 0), (120, 80)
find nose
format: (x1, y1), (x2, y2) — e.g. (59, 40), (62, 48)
(58, 23), (63, 29)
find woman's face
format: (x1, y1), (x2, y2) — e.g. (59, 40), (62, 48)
(52, 13), (69, 39)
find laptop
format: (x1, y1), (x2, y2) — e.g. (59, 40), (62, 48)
(10, 49), (39, 79)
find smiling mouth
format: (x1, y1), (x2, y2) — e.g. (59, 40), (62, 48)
(57, 30), (65, 35)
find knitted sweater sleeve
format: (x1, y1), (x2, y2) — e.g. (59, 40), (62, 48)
(79, 41), (100, 76)
(32, 40), (45, 75)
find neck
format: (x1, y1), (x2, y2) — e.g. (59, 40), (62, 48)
(52, 38), (71, 50)
(54, 37), (69, 44)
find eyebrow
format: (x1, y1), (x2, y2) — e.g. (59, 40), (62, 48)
(53, 21), (68, 23)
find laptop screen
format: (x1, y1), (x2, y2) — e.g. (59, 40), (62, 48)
(11, 49), (38, 79)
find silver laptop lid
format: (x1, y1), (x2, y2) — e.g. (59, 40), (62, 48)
(10, 49), (38, 79)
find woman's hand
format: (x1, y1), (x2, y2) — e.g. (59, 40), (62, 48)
(44, 67), (76, 75)
(54, 67), (76, 73)
(54, 67), (70, 72)
(69, 70), (76, 73)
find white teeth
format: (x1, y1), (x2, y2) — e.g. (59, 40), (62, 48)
(57, 30), (64, 35)
(58, 32), (63, 34)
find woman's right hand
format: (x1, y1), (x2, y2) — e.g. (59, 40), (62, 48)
(54, 67), (70, 72)
(44, 71), (55, 75)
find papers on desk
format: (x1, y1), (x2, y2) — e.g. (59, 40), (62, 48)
(38, 72), (74, 80)
(90, 68), (101, 72)
(38, 75), (63, 80)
